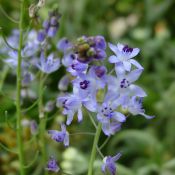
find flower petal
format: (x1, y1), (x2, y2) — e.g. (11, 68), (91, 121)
(129, 85), (147, 97)
(108, 43), (118, 55)
(127, 69), (143, 83)
(109, 55), (119, 63)
(63, 132), (69, 146)
(129, 48), (140, 58)
(102, 121), (111, 136)
(66, 111), (74, 125)
(117, 43), (125, 51)
(113, 112), (126, 122)
(123, 61), (131, 71)
(77, 108), (83, 122)
(83, 100), (97, 112)
(112, 152), (122, 161)
(130, 59), (143, 69)
(140, 113), (155, 119)
(115, 62), (125, 75)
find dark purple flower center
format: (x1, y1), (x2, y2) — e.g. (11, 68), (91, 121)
(120, 78), (130, 88)
(123, 45), (133, 53)
(71, 64), (76, 70)
(47, 158), (58, 170)
(80, 80), (90, 89)
(55, 134), (64, 142)
(70, 54), (76, 60)
(62, 99), (68, 109)
(101, 107), (114, 118)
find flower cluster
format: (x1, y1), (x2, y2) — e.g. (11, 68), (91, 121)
(54, 39), (154, 174)
(1, 8), (154, 175)
(74, 35), (106, 63)
(37, 10), (61, 42)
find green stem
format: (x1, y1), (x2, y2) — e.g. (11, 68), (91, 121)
(0, 65), (9, 91)
(87, 123), (102, 175)
(38, 72), (48, 175)
(16, 0), (26, 175)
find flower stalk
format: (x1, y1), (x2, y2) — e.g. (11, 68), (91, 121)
(38, 72), (48, 175)
(16, 0), (26, 174)
(87, 123), (102, 175)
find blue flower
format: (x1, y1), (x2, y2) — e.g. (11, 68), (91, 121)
(109, 43), (143, 71)
(37, 30), (46, 42)
(57, 38), (73, 54)
(106, 66), (146, 101)
(23, 30), (40, 57)
(122, 96), (154, 119)
(57, 94), (83, 125)
(67, 59), (88, 76)
(88, 66), (107, 89)
(48, 123), (69, 146)
(102, 153), (122, 175)
(97, 101), (126, 136)
(44, 10), (61, 38)
(46, 156), (60, 173)
(37, 52), (60, 74)
(62, 53), (76, 67)
(5, 50), (27, 68)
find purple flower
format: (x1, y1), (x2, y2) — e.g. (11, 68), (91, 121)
(93, 35), (106, 50)
(57, 38), (73, 53)
(102, 153), (122, 175)
(67, 59), (88, 76)
(72, 66), (106, 99)
(37, 52), (60, 74)
(57, 94), (83, 125)
(122, 96), (154, 119)
(62, 53), (76, 67)
(43, 10), (61, 38)
(106, 66), (146, 100)
(88, 66), (107, 89)
(4, 50), (28, 69)
(48, 123), (69, 146)
(72, 75), (99, 113)
(46, 156), (60, 173)
(97, 101), (125, 136)
(23, 30), (40, 57)
(109, 43), (143, 71)
(37, 30), (46, 42)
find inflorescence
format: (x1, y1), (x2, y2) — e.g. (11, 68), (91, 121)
(0, 8), (154, 175)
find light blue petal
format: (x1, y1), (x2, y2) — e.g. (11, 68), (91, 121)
(108, 43), (118, 55)
(109, 55), (119, 63)
(123, 61), (131, 71)
(77, 108), (83, 122)
(129, 48), (140, 58)
(127, 69), (143, 83)
(113, 112), (126, 122)
(129, 85), (147, 97)
(63, 132), (69, 146)
(130, 59), (143, 69)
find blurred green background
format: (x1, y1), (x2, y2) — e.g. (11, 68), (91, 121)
(0, 0), (175, 175)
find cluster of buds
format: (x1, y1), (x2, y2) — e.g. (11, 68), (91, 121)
(37, 9), (61, 42)
(74, 35), (106, 63)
